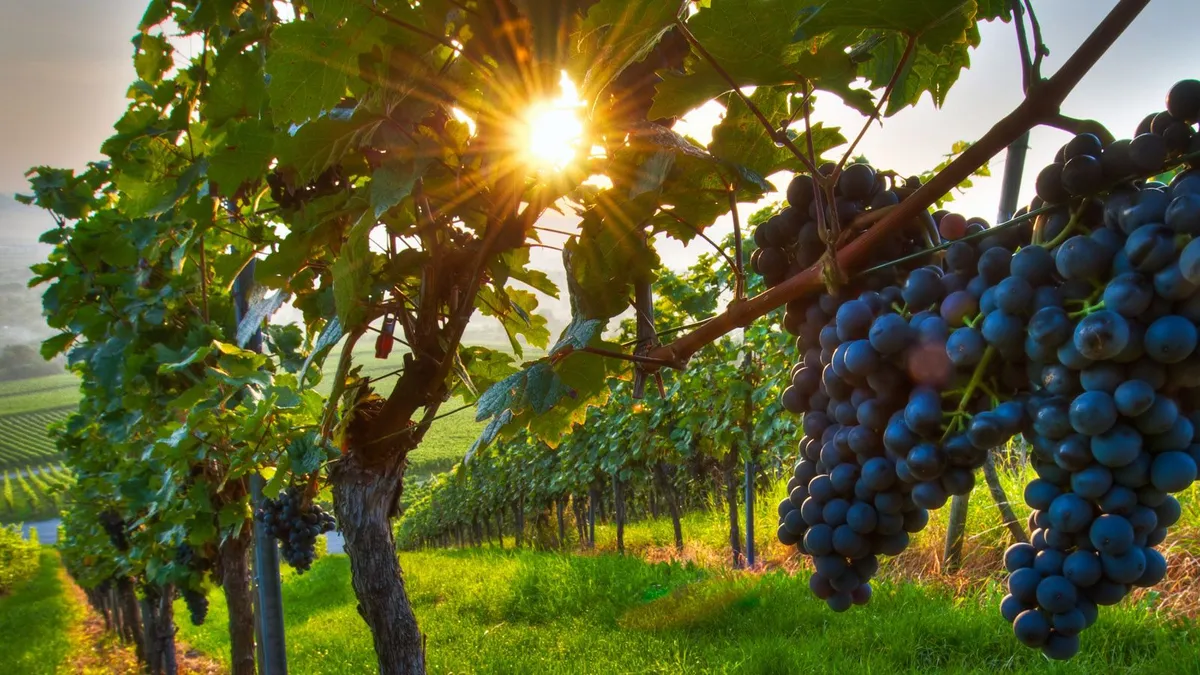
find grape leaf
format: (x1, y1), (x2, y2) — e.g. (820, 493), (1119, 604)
(563, 192), (660, 321)
(571, 0), (683, 105)
(266, 20), (355, 123)
(203, 51), (268, 125)
(475, 285), (550, 356)
(207, 119), (273, 195)
(371, 158), (429, 219)
(39, 332), (75, 361)
(275, 112), (384, 182)
(649, 0), (865, 120)
(709, 87), (846, 179)
(287, 433), (326, 474)
(331, 213), (373, 328)
(133, 33), (173, 84)
(792, 0), (981, 53)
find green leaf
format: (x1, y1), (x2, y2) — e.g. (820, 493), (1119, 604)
(370, 158), (429, 219)
(563, 192), (660, 321)
(266, 20), (355, 123)
(454, 347), (518, 405)
(156, 345), (212, 373)
(139, 0), (171, 31)
(331, 214), (373, 328)
(287, 433), (326, 474)
(466, 410), (511, 463)
(299, 317), (343, 383)
(571, 0), (682, 105)
(263, 456), (290, 499)
(793, 0), (984, 54)
(40, 333), (76, 360)
(218, 501), (248, 529)
(495, 248), (559, 298)
(710, 88), (846, 178)
(204, 51), (269, 125)
(476, 285), (550, 355)
(207, 119), (274, 195)
(133, 33), (173, 84)
(275, 113), (384, 182)
(649, 0), (866, 120)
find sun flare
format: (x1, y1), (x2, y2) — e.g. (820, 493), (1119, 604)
(518, 72), (585, 170)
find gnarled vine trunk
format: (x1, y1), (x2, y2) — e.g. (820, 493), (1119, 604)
(219, 527), (257, 675)
(654, 462), (684, 552)
(141, 584), (179, 675)
(331, 451), (425, 675)
(116, 576), (145, 663)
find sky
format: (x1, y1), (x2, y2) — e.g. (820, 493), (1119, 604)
(1, 1), (1198, 299)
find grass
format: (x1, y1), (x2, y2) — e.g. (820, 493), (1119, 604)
(0, 549), (79, 674)
(177, 546), (1200, 674)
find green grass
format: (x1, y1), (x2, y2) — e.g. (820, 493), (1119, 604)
(0, 549), (78, 674)
(178, 547), (1200, 674)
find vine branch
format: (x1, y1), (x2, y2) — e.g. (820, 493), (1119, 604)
(1042, 112), (1116, 145)
(1011, 0), (1035, 91)
(727, 186), (745, 300)
(644, 0), (1151, 371)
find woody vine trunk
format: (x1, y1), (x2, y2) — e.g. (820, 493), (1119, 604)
(219, 528), (257, 675)
(331, 450), (424, 675)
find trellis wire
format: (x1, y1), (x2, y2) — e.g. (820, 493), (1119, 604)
(853, 203), (1056, 279)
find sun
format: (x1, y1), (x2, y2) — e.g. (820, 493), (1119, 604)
(518, 72), (585, 171)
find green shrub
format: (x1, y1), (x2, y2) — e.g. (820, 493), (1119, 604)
(0, 525), (39, 594)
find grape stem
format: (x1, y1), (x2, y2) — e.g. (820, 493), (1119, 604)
(1042, 113), (1116, 146)
(941, 345), (996, 442)
(1069, 299), (1106, 319)
(1037, 202), (1087, 249)
(642, 0), (1151, 370)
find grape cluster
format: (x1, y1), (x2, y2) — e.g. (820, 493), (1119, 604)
(752, 162), (938, 301)
(255, 486), (337, 572)
(181, 587), (209, 626)
(771, 79), (1200, 660)
(98, 510), (129, 551)
(995, 85), (1200, 660)
(774, 201), (1034, 611)
(175, 543), (216, 626)
(266, 166), (345, 211)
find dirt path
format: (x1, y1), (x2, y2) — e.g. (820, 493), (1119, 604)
(59, 565), (225, 675)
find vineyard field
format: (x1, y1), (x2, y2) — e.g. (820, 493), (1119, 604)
(0, 464), (72, 524)
(0, 408), (69, 471)
(0, 385), (79, 417)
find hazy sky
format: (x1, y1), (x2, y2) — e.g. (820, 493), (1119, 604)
(1, 0), (1198, 267)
